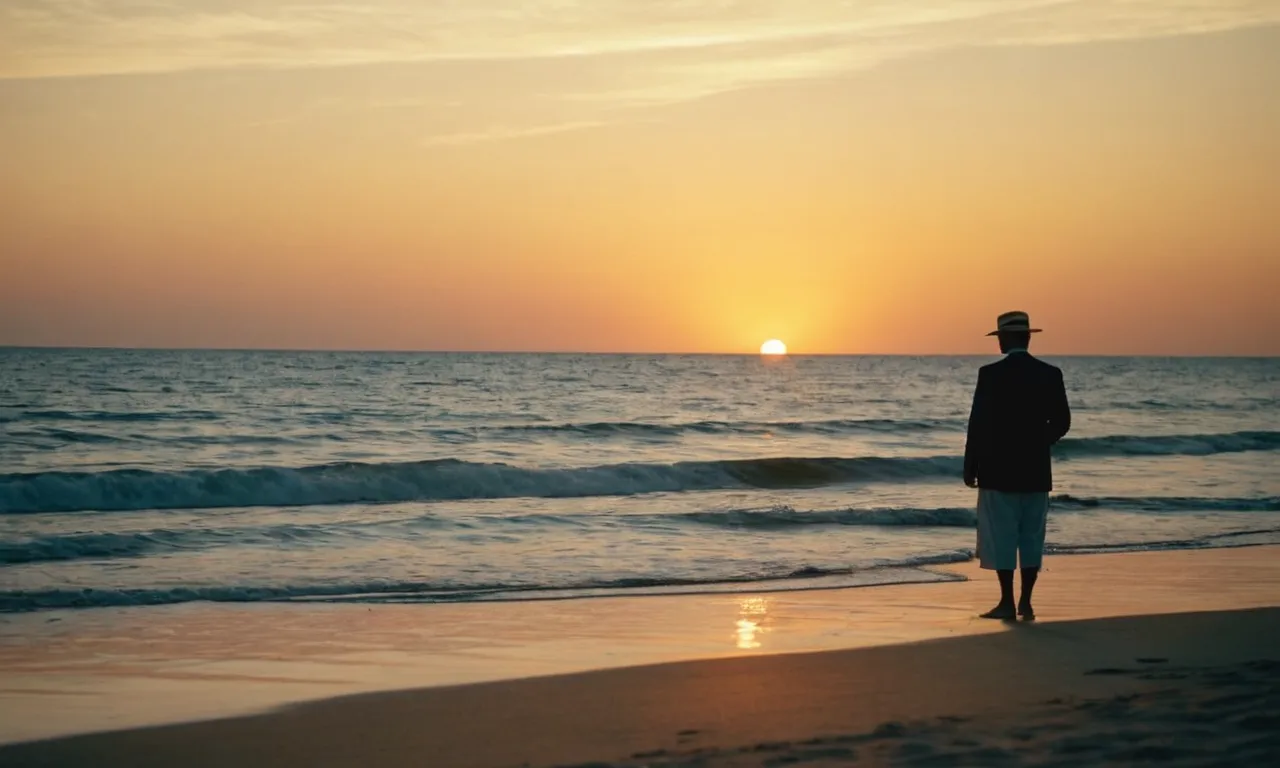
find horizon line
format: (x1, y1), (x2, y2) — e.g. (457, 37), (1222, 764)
(1, 344), (1276, 360)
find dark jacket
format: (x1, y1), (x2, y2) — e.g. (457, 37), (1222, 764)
(964, 352), (1071, 492)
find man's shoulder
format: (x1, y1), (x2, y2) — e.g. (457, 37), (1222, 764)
(1025, 354), (1064, 377)
(979, 357), (1018, 374)
(982, 355), (1063, 379)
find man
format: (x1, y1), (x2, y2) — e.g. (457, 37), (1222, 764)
(964, 311), (1071, 621)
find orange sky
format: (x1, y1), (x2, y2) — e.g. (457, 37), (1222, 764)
(2, 2), (1279, 355)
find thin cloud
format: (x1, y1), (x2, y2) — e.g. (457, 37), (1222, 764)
(421, 120), (609, 147)
(4, 1), (1279, 81)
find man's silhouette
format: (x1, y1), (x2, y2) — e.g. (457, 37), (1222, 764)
(964, 311), (1071, 620)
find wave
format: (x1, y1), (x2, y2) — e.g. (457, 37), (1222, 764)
(5, 428), (129, 445)
(676, 506), (977, 529)
(0, 506), (979, 566)
(477, 417), (964, 438)
(0, 456), (961, 514)
(18, 409), (222, 423)
(3, 429), (299, 448)
(7, 494), (1276, 567)
(665, 495), (1279, 527)
(1105, 398), (1275, 412)
(0, 524), (345, 566)
(1049, 527), (1280, 555)
(621, 495), (1280, 529)
(3, 413), (961, 446)
(0, 553), (971, 612)
(1051, 494), (1280, 512)
(1056, 430), (1280, 457)
(2, 430), (1275, 514)
(0, 531), (167, 564)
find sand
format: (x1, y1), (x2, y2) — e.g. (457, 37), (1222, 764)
(2, 546), (1278, 766)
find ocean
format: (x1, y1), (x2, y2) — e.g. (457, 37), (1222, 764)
(1, 349), (1277, 613)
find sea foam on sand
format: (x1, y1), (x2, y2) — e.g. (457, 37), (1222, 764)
(1, 546), (1278, 766)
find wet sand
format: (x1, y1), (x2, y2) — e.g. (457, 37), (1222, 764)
(1, 546), (1278, 766)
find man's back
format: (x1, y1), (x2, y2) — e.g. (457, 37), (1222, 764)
(964, 353), (1071, 492)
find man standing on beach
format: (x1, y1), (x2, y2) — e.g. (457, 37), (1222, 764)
(964, 311), (1071, 620)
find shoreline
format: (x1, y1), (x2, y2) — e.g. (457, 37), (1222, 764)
(2, 546), (1279, 764)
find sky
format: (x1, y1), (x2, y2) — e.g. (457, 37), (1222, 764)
(2, 1), (1279, 355)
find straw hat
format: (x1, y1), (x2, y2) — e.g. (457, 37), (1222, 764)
(986, 310), (1042, 336)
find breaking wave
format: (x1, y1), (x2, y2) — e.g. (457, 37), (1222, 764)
(0, 456), (960, 514)
(2, 430), (1275, 514)
(0, 553), (972, 612)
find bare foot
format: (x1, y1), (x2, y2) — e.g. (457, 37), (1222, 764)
(1018, 604), (1036, 621)
(980, 604), (1017, 620)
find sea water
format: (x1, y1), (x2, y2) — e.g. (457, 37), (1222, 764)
(1, 349), (1277, 612)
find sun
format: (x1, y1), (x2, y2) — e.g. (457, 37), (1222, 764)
(760, 339), (787, 356)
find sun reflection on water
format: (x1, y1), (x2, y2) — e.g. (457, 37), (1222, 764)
(735, 597), (770, 650)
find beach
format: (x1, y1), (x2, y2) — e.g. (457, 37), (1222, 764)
(3, 545), (1278, 766)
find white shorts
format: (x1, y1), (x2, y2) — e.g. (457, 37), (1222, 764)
(976, 489), (1049, 570)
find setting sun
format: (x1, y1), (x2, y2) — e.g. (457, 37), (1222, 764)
(760, 339), (788, 356)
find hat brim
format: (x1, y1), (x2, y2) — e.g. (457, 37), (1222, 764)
(986, 328), (1042, 336)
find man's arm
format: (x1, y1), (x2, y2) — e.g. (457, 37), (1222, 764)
(1047, 368), (1071, 445)
(963, 368), (989, 487)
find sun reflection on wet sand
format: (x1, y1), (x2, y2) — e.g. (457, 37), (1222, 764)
(735, 597), (770, 650)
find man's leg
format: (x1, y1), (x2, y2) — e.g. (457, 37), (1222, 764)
(977, 490), (1018, 619)
(1018, 567), (1038, 619)
(980, 569), (1017, 619)
(1016, 492), (1049, 620)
